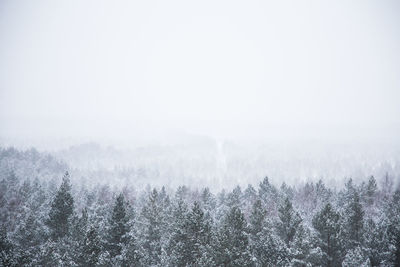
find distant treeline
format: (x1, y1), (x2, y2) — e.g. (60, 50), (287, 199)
(0, 150), (399, 266)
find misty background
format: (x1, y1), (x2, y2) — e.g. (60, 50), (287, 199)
(1, 0), (400, 190)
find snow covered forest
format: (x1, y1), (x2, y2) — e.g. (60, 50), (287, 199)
(1, 146), (400, 266)
(2, 1), (400, 266)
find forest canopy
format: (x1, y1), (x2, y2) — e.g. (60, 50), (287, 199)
(0, 147), (399, 266)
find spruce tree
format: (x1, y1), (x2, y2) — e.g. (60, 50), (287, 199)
(78, 225), (102, 267)
(140, 188), (163, 266)
(312, 203), (341, 267)
(249, 199), (266, 236)
(364, 176), (377, 207)
(107, 193), (129, 258)
(0, 227), (16, 267)
(387, 189), (400, 266)
(201, 187), (216, 212)
(277, 197), (302, 246)
(249, 199), (288, 266)
(168, 199), (190, 266)
(14, 212), (47, 265)
(186, 201), (212, 265)
(47, 172), (74, 239)
(258, 176), (278, 214)
(214, 206), (252, 267)
(345, 191), (364, 249)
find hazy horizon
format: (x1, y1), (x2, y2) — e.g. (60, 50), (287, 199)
(1, 0), (400, 147)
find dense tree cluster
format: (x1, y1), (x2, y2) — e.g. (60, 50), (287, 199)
(0, 149), (400, 266)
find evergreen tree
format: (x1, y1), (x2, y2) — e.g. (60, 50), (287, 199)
(214, 206), (252, 267)
(71, 208), (88, 245)
(201, 187), (216, 212)
(249, 199), (288, 266)
(47, 172), (74, 240)
(387, 189), (400, 266)
(342, 246), (370, 267)
(139, 188), (163, 266)
(277, 197), (302, 246)
(312, 203), (341, 267)
(258, 176), (278, 214)
(363, 218), (389, 266)
(344, 191), (364, 249)
(167, 199), (190, 266)
(364, 176), (377, 207)
(249, 199), (266, 236)
(0, 227), (16, 267)
(78, 225), (102, 267)
(107, 193), (129, 258)
(14, 212), (47, 265)
(186, 202), (212, 265)
(227, 186), (242, 208)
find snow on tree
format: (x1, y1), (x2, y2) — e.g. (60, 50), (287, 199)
(213, 206), (253, 267)
(277, 197), (302, 246)
(47, 172), (74, 240)
(312, 202), (341, 267)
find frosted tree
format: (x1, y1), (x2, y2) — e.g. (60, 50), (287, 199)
(201, 187), (216, 212)
(249, 199), (288, 266)
(289, 224), (313, 266)
(78, 225), (102, 266)
(14, 212), (47, 265)
(363, 176), (377, 207)
(107, 193), (130, 258)
(47, 172), (74, 240)
(387, 189), (400, 265)
(258, 176), (278, 215)
(277, 197), (302, 246)
(312, 203), (341, 267)
(213, 206), (252, 267)
(343, 191), (364, 250)
(139, 188), (163, 266)
(186, 201), (213, 265)
(363, 218), (390, 266)
(0, 227), (16, 266)
(167, 199), (189, 266)
(227, 186), (242, 208)
(342, 246), (370, 267)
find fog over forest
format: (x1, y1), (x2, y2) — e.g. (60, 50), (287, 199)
(1, 0), (400, 266)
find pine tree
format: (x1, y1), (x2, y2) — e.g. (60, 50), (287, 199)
(0, 227), (16, 267)
(249, 199), (266, 236)
(107, 193), (129, 258)
(214, 206), (252, 267)
(71, 208), (88, 245)
(201, 187), (216, 212)
(227, 186), (242, 208)
(277, 197), (302, 246)
(345, 191), (364, 249)
(363, 218), (389, 266)
(14, 212), (47, 265)
(387, 189), (400, 266)
(186, 201), (212, 265)
(167, 199), (190, 266)
(364, 176), (377, 207)
(255, 225), (289, 266)
(47, 171), (74, 239)
(342, 246), (370, 267)
(312, 203), (341, 267)
(258, 176), (278, 214)
(139, 188), (163, 266)
(249, 199), (288, 266)
(78, 225), (102, 267)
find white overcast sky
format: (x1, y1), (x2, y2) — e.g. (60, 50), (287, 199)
(1, 0), (399, 143)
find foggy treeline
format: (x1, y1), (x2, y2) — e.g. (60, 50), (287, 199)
(1, 146), (400, 266)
